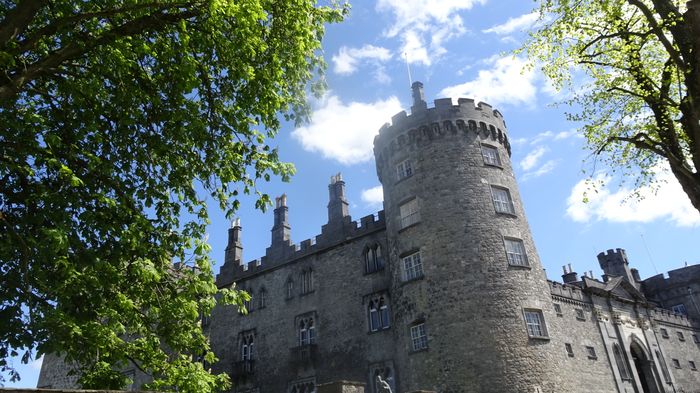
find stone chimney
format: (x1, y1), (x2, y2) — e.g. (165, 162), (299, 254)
(224, 218), (243, 267)
(562, 263), (579, 284)
(327, 173), (349, 222)
(271, 194), (291, 245)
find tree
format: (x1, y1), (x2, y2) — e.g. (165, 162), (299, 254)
(0, 1), (346, 391)
(523, 0), (700, 211)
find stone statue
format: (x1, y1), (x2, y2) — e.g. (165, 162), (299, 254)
(376, 375), (392, 393)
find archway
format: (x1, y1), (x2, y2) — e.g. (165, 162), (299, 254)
(630, 341), (659, 393)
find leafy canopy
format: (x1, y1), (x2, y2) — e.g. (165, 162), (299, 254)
(523, 0), (700, 211)
(0, 0), (346, 391)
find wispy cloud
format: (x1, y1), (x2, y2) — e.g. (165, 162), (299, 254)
(520, 146), (548, 171)
(566, 165), (700, 227)
(376, 0), (486, 65)
(291, 95), (403, 165)
(439, 56), (537, 107)
(332, 45), (393, 81)
(522, 159), (558, 180)
(361, 186), (384, 209)
(482, 12), (540, 35)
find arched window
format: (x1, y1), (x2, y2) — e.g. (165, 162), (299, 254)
(613, 344), (630, 380)
(364, 244), (385, 274)
(286, 277), (294, 299)
(240, 333), (255, 361)
(299, 317), (316, 345)
(368, 295), (391, 331)
(301, 269), (314, 294)
(258, 288), (266, 309)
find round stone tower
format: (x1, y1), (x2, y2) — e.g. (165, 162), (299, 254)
(374, 82), (559, 393)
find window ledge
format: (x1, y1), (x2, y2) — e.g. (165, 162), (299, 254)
(363, 267), (386, 276)
(484, 163), (503, 169)
(567, 353), (575, 358)
(528, 335), (550, 341)
(588, 356), (598, 360)
(495, 211), (518, 218)
(300, 290), (316, 297)
(394, 174), (414, 185)
(398, 221), (420, 233)
(401, 275), (425, 286)
(576, 317), (586, 321)
(508, 263), (531, 270)
(368, 327), (392, 335)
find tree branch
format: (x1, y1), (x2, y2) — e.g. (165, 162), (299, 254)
(626, 0), (686, 72)
(0, 0), (48, 45)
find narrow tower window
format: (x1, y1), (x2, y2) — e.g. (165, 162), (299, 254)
(368, 295), (391, 332)
(504, 238), (528, 266)
(491, 186), (515, 215)
(613, 344), (631, 380)
(300, 269), (314, 294)
(364, 244), (385, 273)
(298, 317), (316, 346)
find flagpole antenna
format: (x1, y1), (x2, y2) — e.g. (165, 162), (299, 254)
(404, 52), (413, 86)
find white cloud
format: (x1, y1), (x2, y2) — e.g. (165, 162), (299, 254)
(439, 56), (537, 107)
(292, 95), (403, 165)
(361, 186), (384, 208)
(520, 146), (548, 171)
(566, 165), (700, 227)
(332, 45), (392, 76)
(523, 159), (558, 180)
(376, 0), (486, 65)
(482, 12), (540, 35)
(554, 129), (581, 140)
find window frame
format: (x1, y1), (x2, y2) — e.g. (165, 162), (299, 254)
(613, 344), (631, 380)
(672, 358), (681, 369)
(503, 238), (529, 267)
(401, 251), (423, 282)
(300, 269), (314, 295)
(481, 144), (502, 167)
(660, 328), (669, 338)
(585, 346), (597, 360)
(491, 186), (516, 215)
(298, 316), (316, 346)
(399, 198), (420, 229)
(410, 323), (428, 351)
(671, 304), (687, 315)
(565, 343), (574, 357)
(364, 244), (385, 274)
(368, 295), (391, 332)
(553, 303), (563, 317)
(523, 309), (548, 339)
(575, 308), (586, 321)
(396, 159), (414, 181)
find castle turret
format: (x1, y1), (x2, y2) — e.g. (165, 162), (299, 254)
(216, 218), (243, 286)
(598, 248), (639, 289)
(374, 83), (560, 393)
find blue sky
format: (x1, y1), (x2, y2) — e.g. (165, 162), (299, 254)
(5, 0), (700, 387)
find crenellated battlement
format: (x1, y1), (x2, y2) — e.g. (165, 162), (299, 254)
(374, 98), (512, 170)
(215, 211), (385, 285)
(651, 307), (694, 327)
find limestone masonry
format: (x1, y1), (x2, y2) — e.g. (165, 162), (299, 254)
(39, 83), (700, 393)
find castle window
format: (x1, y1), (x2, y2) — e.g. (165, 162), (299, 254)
(258, 288), (266, 309)
(481, 144), (501, 167)
(298, 316), (316, 346)
(660, 328), (669, 338)
(677, 331), (685, 341)
(523, 309), (547, 338)
(585, 346), (597, 360)
(399, 198), (420, 229)
(672, 304), (687, 315)
(491, 186), (515, 214)
(289, 378), (315, 393)
(504, 238), (528, 266)
(554, 303), (563, 317)
(672, 358), (681, 369)
(565, 343), (574, 357)
(301, 269), (314, 295)
(613, 344), (631, 380)
(402, 251), (423, 281)
(364, 244), (385, 274)
(240, 331), (255, 361)
(575, 308), (585, 321)
(690, 360), (697, 371)
(396, 160), (413, 180)
(286, 278), (294, 299)
(410, 323), (428, 351)
(368, 295), (391, 332)
(241, 289), (253, 314)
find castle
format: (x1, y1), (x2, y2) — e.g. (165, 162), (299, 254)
(38, 83), (700, 393)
